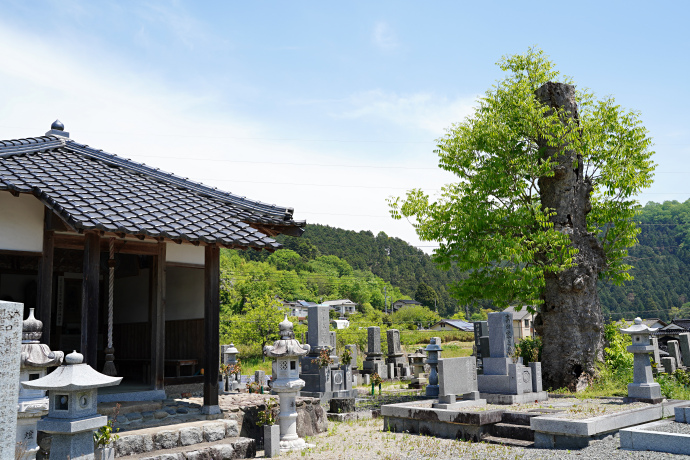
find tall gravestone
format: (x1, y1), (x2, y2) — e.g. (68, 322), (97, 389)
(477, 312), (547, 404)
(299, 305), (355, 401)
(473, 321), (489, 372)
(363, 326), (387, 379)
(386, 329), (406, 378)
(0, 301), (23, 458)
(677, 333), (690, 368)
(668, 340), (683, 369)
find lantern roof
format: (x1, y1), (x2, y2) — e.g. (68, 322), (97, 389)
(620, 317), (659, 335)
(21, 350), (122, 391)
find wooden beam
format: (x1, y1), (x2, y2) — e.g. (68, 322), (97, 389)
(54, 234), (160, 255)
(150, 243), (166, 391)
(203, 244), (220, 408)
(37, 208), (54, 347)
(81, 230), (100, 368)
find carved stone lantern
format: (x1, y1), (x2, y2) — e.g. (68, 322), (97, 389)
(264, 315), (313, 452)
(22, 350), (122, 460)
(407, 348), (427, 389)
(620, 317), (663, 403)
(424, 337), (443, 397)
(17, 308), (64, 460)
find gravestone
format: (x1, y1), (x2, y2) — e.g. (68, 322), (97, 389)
(0, 301), (23, 457)
(651, 337), (661, 367)
(299, 306), (355, 401)
(345, 344), (358, 386)
(677, 333), (690, 367)
(662, 356), (677, 374)
(474, 321), (489, 373)
(435, 357), (480, 407)
(363, 327), (387, 379)
(477, 312), (546, 403)
(386, 329), (406, 378)
(488, 312), (513, 358)
(668, 340), (683, 368)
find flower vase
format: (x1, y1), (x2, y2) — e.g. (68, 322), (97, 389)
(264, 424), (280, 457)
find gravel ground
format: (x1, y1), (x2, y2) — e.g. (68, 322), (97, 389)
(274, 417), (690, 460)
(648, 420), (690, 435)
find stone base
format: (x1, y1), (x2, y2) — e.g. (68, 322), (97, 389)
(46, 431), (95, 460)
(98, 389), (166, 402)
(480, 391), (548, 405)
(280, 437), (314, 452)
(327, 410), (374, 422)
(621, 420), (690, 455)
(426, 385), (439, 397)
(433, 399), (487, 410)
(300, 389), (357, 403)
(624, 396), (665, 404)
(627, 382), (662, 402)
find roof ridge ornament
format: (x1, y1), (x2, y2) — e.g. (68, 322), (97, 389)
(46, 119), (70, 138)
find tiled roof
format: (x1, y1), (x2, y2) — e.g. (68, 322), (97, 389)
(0, 135), (305, 250)
(433, 319), (474, 331)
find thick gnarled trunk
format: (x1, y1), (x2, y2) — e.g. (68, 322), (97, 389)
(534, 82), (606, 391)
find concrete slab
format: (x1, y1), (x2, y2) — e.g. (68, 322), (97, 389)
(620, 420), (690, 455)
(481, 391), (548, 405)
(531, 399), (687, 449)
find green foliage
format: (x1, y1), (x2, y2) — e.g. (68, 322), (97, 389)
(657, 370), (690, 400)
(514, 336), (542, 364)
(311, 348), (334, 369)
(389, 47), (655, 310)
(340, 346), (353, 366)
(221, 295), (286, 361)
(450, 311), (466, 320)
(93, 404), (120, 447)
(389, 305), (440, 330)
(598, 199), (690, 322)
(603, 321), (633, 371)
(414, 282), (438, 309)
(257, 398), (278, 427)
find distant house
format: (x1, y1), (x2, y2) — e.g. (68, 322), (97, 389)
(653, 319), (690, 349)
(322, 299), (357, 316)
(280, 299), (315, 319)
(331, 319), (350, 330)
(503, 306), (536, 341)
(430, 319), (474, 332)
(641, 318), (667, 330)
(391, 299), (422, 312)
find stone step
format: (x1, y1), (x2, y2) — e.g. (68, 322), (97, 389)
(113, 419), (240, 457)
(482, 435), (534, 448)
(501, 410), (541, 426)
(118, 437), (256, 459)
(490, 422), (534, 441)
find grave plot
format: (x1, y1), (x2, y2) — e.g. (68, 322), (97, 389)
(619, 403), (690, 455)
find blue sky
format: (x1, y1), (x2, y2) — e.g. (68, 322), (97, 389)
(1, 1), (688, 251)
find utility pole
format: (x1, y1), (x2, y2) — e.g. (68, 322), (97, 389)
(384, 286), (388, 315)
(434, 298), (437, 314)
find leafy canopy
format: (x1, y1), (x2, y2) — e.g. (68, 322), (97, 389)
(389, 48), (655, 310)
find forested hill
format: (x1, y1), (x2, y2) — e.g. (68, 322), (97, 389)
(598, 199), (690, 322)
(242, 224), (465, 317)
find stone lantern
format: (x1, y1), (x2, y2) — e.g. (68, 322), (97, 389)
(22, 350), (122, 460)
(264, 315), (313, 452)
(620, 317), (663, 403)
(17, 308), (64, 460)
(407, 348), (427, 389)
(425, 337), (442, 397)
(222, 343), (240, 392)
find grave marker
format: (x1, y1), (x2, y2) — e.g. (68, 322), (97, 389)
(0, 301), (23, 457)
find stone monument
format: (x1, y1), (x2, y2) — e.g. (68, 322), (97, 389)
(433, 356), (484, 409)
(425, 337), (442, 397)
(473, 321), (489, 373)
(651, 337), (661, 373)
(386, 329), (407, 378)
(222, 343), (240, 392)
(362, 326), (387, 379)
(0, 300), (23, 458)
(677, 333), (690, 367)
(17, 308), (64, 460)
(299, 305), (355, 400)
(476, 312), (547, 404)
(345, 344), (358, 386)
(621, 317), (663, 403)
(668, 340), (683, 369)
(264, 315), (314, 452)
(662, 356), (677, 374)
(22, 350), (122, 460)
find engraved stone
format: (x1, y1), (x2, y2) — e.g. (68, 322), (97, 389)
(0, 301), (23, 456)
(488, 312), (513, 358)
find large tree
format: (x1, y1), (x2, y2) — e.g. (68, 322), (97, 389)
(389, 48), (655, 390)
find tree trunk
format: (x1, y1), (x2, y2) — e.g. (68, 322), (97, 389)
(534, 82), (606, 391)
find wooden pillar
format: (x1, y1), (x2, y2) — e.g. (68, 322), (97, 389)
(150, 243), (166, 390)
(203, 244), (220, 410)
(37, 209), (54, 347)
(81, 230), (100, 368)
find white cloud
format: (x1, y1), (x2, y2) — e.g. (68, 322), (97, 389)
(0, 21), (454, 254)
(336, 90), (478, 135)
(372, 21), (398, 50)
